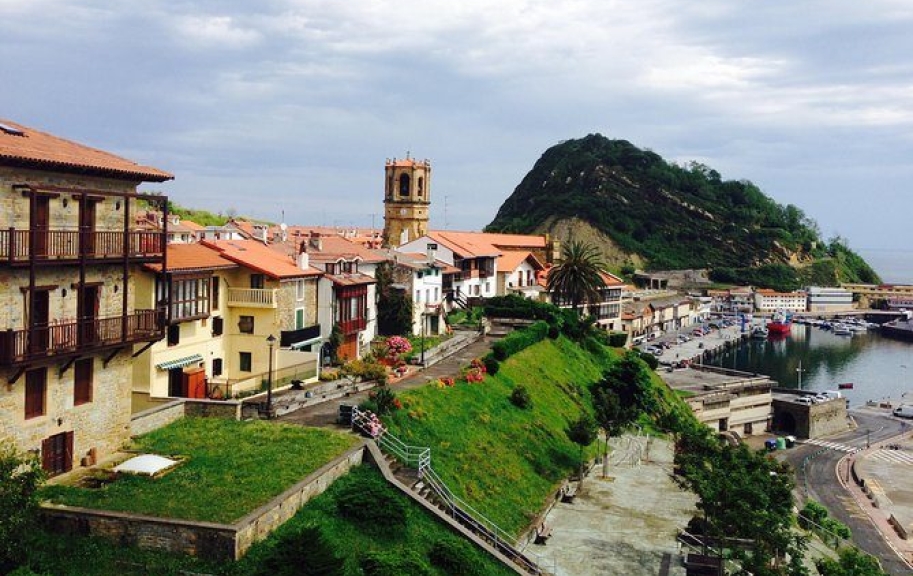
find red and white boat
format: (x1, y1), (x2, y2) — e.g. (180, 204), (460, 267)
(767, 311), (793, 335)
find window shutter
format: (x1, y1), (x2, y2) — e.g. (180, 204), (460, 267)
(64, 432), (74, 473)
(212, 316), (224, 336)
(41, 437), (52, 472)
(213, 358), (223, 376)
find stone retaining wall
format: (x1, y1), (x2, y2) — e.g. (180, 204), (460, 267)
(41, 443), (366, 562)
(130, 399), (241, 437)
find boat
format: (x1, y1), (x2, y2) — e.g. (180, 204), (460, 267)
(751, 325), (769, 339)
(838, 383), (854, 390)
(766, 311), (793, 335)
(832, 323), (853, 336)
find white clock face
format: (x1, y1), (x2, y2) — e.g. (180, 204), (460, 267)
(400, 208), (407, 216)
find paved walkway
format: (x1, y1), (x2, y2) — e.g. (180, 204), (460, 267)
(278, 335), (493, 428)
(527, 435), (695, 576)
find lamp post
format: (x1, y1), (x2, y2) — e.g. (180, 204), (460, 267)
(266, 334), (276, 419)
(420, 310), (427, 366)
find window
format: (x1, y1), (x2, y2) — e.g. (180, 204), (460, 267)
(239, 315), (254, 334)
(250, 274), (265, 289)
(296, 280), (305, 301)
(212, 277), (220, 310)
(325, 263), (336, 275)
(296, 308), (305, 329)
(25, 368), (46, 419)
(399, 173), (410, 196)
(212, 358), (223, 376)
(74, 359), (93, 405)
(167, 324), (180, 346)
(212, 316), (224, 336)
(169, 275), (210, 321)
(239, 352), (252, 372)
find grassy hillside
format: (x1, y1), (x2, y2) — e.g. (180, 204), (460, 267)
(385, 337), (616, 534)
(486, 134), (879, 288)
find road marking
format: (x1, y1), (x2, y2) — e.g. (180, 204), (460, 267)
(868, 449), (913, 466)
(801, 439), (860, 453)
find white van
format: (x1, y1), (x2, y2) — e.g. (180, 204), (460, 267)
(819, 390), (843, 400)
(893, 405), (913, 419)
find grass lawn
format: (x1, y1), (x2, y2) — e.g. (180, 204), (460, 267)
(40, 418), (360, 524)
(25, 466), (514, 576)
(384, 336), (616, 535)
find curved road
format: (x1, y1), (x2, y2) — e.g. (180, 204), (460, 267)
(779, 411), (909, 575)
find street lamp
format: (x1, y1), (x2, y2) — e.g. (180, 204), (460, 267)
(420, 310), (427, 366)
(266, 333), (276, 419)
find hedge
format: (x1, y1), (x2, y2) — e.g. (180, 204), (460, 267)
(491, 321), (549, 361)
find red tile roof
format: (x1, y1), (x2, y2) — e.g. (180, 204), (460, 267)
(497, 250), (545, 273)
(203, 239), (321, 279)
(0, 118), (173, 182)
(145, 243), (238, 273)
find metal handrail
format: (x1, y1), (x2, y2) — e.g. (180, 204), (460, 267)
(351, 406), (542, 574)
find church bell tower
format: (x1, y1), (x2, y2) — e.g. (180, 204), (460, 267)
(382, 155), (431, 247)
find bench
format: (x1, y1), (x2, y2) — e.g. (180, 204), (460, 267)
(560, 484), (578, 503)
(534, 522), (552, 544)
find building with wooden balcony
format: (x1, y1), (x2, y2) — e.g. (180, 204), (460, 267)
(383, 247), (456, 337)
(0, 118), (171, 476)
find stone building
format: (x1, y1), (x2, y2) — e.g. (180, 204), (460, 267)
(0, 118), (171, 476)
(382, 156), (431, 247)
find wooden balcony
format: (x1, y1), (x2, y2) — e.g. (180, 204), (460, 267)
(227, 288), (278, 308)
(0, 309), (163, 367)
(0, 228), (164, 265)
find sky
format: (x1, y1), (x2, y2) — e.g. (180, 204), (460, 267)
(3, 0), (913, 258)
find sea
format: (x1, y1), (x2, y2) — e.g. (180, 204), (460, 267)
(711, 325), (913, 408)
(856, 248), (913, 285)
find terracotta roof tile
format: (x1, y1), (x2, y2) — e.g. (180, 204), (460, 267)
(145, 243), (238, 273)
(497, 250), (545, 273)
(203, 239), (321, 279)
(0, 118), (172, 182)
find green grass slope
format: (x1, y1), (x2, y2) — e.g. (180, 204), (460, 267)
(385, 337), (614, 535)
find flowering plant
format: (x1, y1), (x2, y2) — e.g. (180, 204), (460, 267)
(386, 336), (413, 360)
(436, 377), (456, 389)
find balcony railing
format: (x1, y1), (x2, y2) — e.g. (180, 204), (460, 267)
(227, 288), (278, 308)
(338, 317), (367, 335)
(0, 309), (163, 366)
(0, 229), (164, 263)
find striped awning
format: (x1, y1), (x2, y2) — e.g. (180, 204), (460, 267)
(156, 354), (203, 371)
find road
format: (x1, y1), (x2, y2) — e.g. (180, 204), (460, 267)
(778, 410), (909, 575)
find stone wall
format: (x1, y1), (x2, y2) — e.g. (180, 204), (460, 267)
(41, 444), (365, 562)
(771, 394), (848, 439)
(130, 400), (185, 437)
(233, 445), (364, 557)
(184, 398), (242, 420)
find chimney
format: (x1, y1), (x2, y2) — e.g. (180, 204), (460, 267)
(298, 241), (310, 270)
(426, 242), (438, 265)
(309, 231), (322, 251)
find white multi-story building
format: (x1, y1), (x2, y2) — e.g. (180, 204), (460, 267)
(754, 289), (806, 312)
(806, 286), (854, 313)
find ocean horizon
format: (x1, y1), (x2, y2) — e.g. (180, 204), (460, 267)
(856, 248), (913, 285)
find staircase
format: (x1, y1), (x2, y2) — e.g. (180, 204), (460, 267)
(352, 407), (544, 575)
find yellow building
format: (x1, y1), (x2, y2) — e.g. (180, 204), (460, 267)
(133, 241), (323, 403)
(0, 118), (170, 476)
(383, 156), (431, 247)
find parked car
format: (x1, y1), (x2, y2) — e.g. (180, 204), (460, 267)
(894, 405), (913, 418)
(677, 335), (691, 343)
(691, 329), (704, 337)
(796, 396), (813, 405)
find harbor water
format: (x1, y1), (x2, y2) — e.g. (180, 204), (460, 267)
(710, 323), (913, 408)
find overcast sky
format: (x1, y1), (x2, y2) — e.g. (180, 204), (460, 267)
(3, 0), (912, 257)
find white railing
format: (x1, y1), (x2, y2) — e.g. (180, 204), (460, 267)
(227, 287), (277, 308)
(350, 407), (542, 575)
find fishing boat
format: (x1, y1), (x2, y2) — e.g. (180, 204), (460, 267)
(766, 311), (793, 335)
(838, 382), (854, 390)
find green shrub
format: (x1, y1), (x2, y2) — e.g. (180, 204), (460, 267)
(359, 549), (432, 576)
(509, 386), (533, 409)
(335, 478), (406, 529)
(252, 525), (344, 576)
(607, 332), (628, 347)
(491, 321), (549, 360)
(428, 538), (482, 575)
(547, 324), (560, 339)
(483, 355), (500, 375)
(638, 352), (659, 370)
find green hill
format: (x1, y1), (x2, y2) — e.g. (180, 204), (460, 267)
(486, 134), (879, 290)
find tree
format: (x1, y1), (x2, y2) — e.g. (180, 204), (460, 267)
(375, 262), (414, 336)
(592, 388), (625, 476)
(0, 443), (45, 573)
(566, 414), (598, 479)
(254, 524), (345, 576)
(546, 240), (606, 316)
(815, 547), (887, 576)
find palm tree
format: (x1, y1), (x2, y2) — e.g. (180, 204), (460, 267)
(546, 240), (606, 316)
